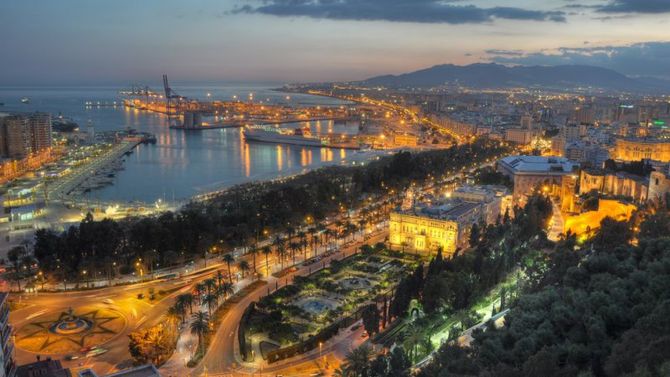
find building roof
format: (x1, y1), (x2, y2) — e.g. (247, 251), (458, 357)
(77, 365), (159, 377)
(399, 200), (480, 221)
(16, 359), (72, 377)
(499, 155), (578, 174)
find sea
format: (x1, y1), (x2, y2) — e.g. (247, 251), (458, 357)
(0, 84), (376, 204)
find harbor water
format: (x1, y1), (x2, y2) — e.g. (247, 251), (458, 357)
(0, 85), (375, 203)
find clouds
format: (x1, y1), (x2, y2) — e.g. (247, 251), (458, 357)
(598, 0), (670, 13)
(232, 0), (566, 24)
(488, 42), (670, 79)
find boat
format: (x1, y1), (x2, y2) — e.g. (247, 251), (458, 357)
(20, 97), (30, 104)
(243, 125), (326, 147)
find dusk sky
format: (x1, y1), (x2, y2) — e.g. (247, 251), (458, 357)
(2, 0), (670, 85)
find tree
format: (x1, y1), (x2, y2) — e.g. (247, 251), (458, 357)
(362, 304), (381, 336)
(7, 246), (25, 291)
(248, 246), (258, 272)
(262, 245), (272, 276)
(203, 278), (216, 296)
(345, 345), (373, 377)
(190, 311), (210, 354)
(388, 347), (410, 377)
(238, 260), (250, 279)
(223, 253), (235, 284)
(404, 325), (423, 361)
(469, 222), (480, 247)
(202, 294), (217, 316)
(217, 282), (234, 300)
(168, 302), (186, 324)
(177, 293), (194, 314)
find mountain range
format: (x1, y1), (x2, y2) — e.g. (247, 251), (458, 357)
(361, 63), (669, 93)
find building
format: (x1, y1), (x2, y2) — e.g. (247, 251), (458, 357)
(613, 137), (670, 162)
(497, 155), (579, 206)
(16, 359), (70, 377)
(579, 169), (648, 203)
(504, 128), (532, 144)
(390, 186), (504, 256)
(563, 123), (586, 142)
(0, 113), (52, 159)
(77, 365), (159, 377)
(393, 134), (418, 147)
(520, 114), (533, 130)
(564, 141), (610, 168)
(648, 167), (670, 205)
(0, 293), (15, 377)
(451, 185), (509, 224)
(551, 135), (566, 156)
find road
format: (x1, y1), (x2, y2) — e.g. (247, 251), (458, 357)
(8, 147), (509, 377)
(9, 262), (229, 375)
(189, 230), (388, 377)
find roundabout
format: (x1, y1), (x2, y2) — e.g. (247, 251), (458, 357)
(15, 306), (126, 355)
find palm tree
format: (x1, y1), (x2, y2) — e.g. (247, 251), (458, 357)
(238, 260), (250, 279)
(289, 242), (299, 266)
(217, 282), (234, 300)
(216, 270), (225, 288)
(177, 293), (194, 314)
(276, 242), (287, 270)
(262, 246), (272, 276)
(194, 282), (206, 305)
(308, 227), (318, 257)
(345, 345), (373, 376)
(223, 253), (235, 284)
(202, 293), (217, 316)
(248, 246), (258, 273)
(204, 278), (216, 296)
(298, 230), (307, 258)
(167, 303), (185, 324)
(190, 311), (210, 354)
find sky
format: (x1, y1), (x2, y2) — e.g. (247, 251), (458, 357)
(1, 0), (669, 85)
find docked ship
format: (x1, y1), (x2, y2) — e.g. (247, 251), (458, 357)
(243, 125), (326, 147)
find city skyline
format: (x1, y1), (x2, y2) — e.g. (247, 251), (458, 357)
(2, 0), (670, 85)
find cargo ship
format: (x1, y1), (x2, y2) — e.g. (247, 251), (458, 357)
(243, 126), (326, 147)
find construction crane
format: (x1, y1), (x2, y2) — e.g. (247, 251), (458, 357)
(162, 74), (186, 126)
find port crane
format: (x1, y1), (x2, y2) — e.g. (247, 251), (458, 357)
(162, 74), (186, 126)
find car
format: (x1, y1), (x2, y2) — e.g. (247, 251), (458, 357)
(64, 354), (79, 361)
(102, 298), (114, 305)
(86, 347), (108, 357)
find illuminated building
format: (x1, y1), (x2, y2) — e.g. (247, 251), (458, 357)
(564, 141), (609, 168)
(504, 128), (532, 145)
(579, 169), (648, 203)
(393, 134), (418, 147)
(613, 138), (670, 162)
(497, 155), (579, 206)
(390, 186), (503, 256)
(648, 167), (670, 204)
(0, 113), (52, 159)
(0, 293), (15, 377)
(520, 114), (533, 130)
(563, 123), (586, 142)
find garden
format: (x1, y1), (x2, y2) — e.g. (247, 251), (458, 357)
(240, 247), (415, 362)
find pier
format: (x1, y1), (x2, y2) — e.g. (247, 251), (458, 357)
(46, 137), (147, 203)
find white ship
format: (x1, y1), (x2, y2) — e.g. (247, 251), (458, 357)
(243, 126), (326, 147)
(20, 97), (30, 104)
